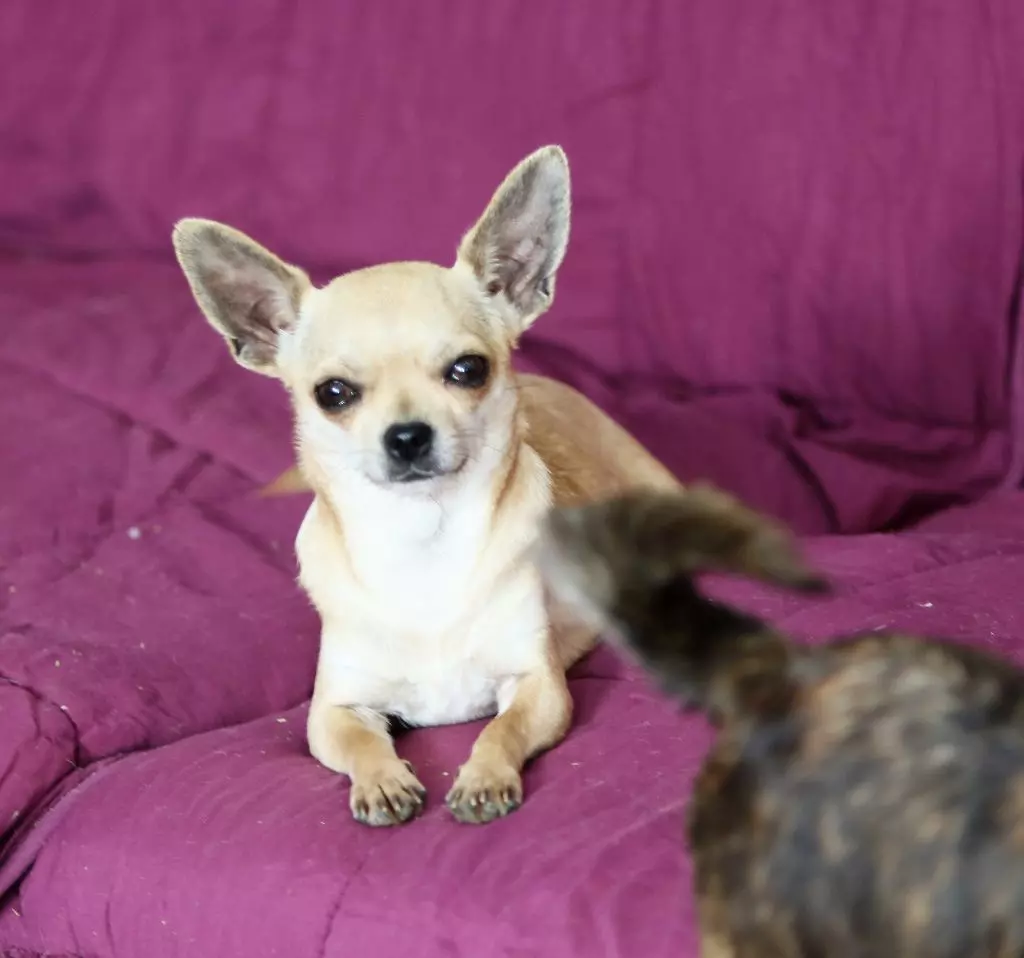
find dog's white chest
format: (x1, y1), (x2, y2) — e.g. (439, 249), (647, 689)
(353, 509), (483, 631)
(329, 640), (514, 726)
(316, 568), (547, 725)
(299, 487), (549, 727)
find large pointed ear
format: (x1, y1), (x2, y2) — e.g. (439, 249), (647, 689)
(456, 145), (571, 335)
(172, 219), (311, 376)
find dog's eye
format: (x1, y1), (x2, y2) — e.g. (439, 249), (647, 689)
(445, 354), (490, 388)
(314, 378), (361, 410)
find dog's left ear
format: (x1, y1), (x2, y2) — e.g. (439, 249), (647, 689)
(456, 145), (571, 335)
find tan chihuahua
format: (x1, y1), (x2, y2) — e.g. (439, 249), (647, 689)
(172, 146), (677, 826)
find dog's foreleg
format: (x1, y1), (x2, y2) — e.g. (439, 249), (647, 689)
(446, 661), (573, 824)
(307, 701), (426, 827)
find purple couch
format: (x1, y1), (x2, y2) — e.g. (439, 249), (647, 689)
(2, 2), (1024, 955)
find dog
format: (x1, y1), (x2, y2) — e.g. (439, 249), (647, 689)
(171, 146), (678, 826)
(537, 484), (1024, 957)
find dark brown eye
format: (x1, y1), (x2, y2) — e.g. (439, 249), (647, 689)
(314, 378), (361, 410)
(444, 354), (490, 388)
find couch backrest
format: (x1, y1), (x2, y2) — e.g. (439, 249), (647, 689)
(4, 0), (1024, 527)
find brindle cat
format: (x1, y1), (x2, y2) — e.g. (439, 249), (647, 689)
(537, 483), (1024, 958)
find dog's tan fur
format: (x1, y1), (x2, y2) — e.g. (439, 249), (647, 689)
(172, 147), (677, 825)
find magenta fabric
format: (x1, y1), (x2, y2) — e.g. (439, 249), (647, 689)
(3, 505), (1024, 958)
(5, 0), (1024, 532)
(2, 1), (1024, 955)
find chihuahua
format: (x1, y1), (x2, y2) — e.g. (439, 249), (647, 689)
(538, 485), (1024, 958)
(172, 147), (678, 826)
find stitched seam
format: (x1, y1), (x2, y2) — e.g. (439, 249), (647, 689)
(315, 839), (383, 958)
(0, 676), (81, 769)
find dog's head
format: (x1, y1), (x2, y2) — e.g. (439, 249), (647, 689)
(172, 147), (570, 490)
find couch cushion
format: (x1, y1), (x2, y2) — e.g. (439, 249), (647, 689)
(2, 493), (1024, 958)
(0, 258), (320, 853)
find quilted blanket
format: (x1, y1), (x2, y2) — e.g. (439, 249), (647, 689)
(3, 1), (1024, 955)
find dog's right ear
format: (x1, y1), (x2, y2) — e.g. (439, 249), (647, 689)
(172, 219), (311, 376)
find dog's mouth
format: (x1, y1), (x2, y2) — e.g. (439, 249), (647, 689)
(389, 465), (440, 483)
(383, 457), (468, 485)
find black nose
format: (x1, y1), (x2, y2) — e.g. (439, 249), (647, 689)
(383, 421), (434, 464)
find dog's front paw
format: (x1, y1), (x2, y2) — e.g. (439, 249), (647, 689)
(350, 761), (426, 827)
(446, 760), (523, 824)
